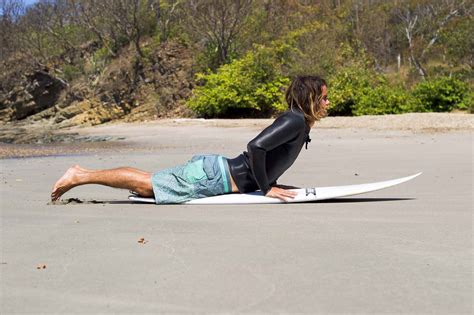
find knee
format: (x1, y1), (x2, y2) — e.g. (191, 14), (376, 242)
(136, 187), (154, 197)
(137, 174), (153, 197)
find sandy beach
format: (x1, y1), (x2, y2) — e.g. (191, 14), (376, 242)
(1, 113), (472, 313)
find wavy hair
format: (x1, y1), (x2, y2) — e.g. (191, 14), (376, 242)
(285, 75), (327, 125)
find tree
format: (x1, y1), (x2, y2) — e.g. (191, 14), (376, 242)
(185, 0), (253, 70)
(0, 0), (25, 61)
(149, 0), (184, 42)
(439, 15), (474, 71)
(394, 0), (469, 78)
(344, 0), (399, 70)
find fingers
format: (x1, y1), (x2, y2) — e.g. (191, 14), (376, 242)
(275, 195), (291, 202)
(266, 187), (298, 202)
(276, 188), (297, 198)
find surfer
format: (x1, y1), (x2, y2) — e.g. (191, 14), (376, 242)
(51, 75), (330, 203)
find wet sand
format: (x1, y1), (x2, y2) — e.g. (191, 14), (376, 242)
(1, 114), (472, 313)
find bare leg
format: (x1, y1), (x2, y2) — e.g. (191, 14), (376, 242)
(51, 165), (154, 201)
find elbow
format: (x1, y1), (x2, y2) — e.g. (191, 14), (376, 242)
(247, 142), (256, 152)
(247, 141), (266, 166)
(247, 140), (263, 153)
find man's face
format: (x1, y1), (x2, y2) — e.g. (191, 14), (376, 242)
(317, 85), (330, 117)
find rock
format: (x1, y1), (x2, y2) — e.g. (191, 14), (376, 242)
(1, 39), (196, 132)
(0, 107), (14, 122)
(26, 71), (66, 106)
(5, 70), (67, 120)
(14, 100), (37, 120)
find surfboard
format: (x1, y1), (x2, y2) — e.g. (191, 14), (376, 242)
(129, 172), (422, 205)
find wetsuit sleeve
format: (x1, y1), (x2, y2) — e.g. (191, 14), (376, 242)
(247, 113), (304, 195)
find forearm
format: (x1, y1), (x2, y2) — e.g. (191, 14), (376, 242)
(247, 145), (271, 195)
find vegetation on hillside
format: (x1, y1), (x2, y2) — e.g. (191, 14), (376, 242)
(0, 0), (472, 124)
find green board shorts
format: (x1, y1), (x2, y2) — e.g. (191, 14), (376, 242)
(151, 154), (233, 204)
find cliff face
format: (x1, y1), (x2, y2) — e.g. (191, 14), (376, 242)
(0, 40), (196, 129)
(0, 70), (67, 121)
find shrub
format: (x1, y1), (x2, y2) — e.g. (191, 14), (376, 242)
(62, 64), (84, 82)
(327, 65), (375, 116)
(468, 91), (474, 113)
(353, 85), (416, 115)
(187, 45), (290, 118)
(187, 22), (329, 118)
(328, 64), (427, 116)
(411, 76), (470, 112)
(89, 46), (113, 74)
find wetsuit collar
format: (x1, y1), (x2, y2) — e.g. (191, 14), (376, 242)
(291, 109), (311, 148)
(305, 134), (311, 150)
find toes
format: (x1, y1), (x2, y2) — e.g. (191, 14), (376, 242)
(51, 187), (64, 201)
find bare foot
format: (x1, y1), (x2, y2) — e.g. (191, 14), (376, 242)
(51, 165), (83, 201)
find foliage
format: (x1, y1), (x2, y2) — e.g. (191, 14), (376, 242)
(439, 17), (474, 69)
(194, 41), (240, 73)
(184, 0), (253, 71)
(327, 55), (420, 116)
(354, 85), (416, 115)
(328, 66), (471, 116)
(186, 44), (290, 118)
(469, 92), (474, 114)
(411, 76), (471, 112)
(186, 21), (327, 118)
(62, 64), (84, 82)
(88, 46), (112, 74)
(327, 65), (372, 116)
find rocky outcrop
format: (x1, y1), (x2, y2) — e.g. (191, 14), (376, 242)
(0, 70), (67, 121)
(0, 39), (195, 132)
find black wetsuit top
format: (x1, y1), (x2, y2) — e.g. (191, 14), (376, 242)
(227, 109), (311, 195)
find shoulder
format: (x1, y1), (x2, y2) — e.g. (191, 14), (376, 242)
(274, 109), (306, 130)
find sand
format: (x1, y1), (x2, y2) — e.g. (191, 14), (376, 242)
(1, 114), (472, 313)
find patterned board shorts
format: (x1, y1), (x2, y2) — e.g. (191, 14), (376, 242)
(151, 154), (233, 204)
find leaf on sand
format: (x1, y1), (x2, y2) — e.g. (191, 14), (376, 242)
(138, 237), (148, 244)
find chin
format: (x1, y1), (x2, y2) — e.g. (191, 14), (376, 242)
(317, 110), (328, 120)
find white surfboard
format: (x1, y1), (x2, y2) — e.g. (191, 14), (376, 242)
(129, 172), (422, 205)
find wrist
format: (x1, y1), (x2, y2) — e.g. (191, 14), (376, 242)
(262, 186), (271, 195)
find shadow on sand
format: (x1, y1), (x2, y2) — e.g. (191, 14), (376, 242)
(49, 197), (414, 205)
(307, 197), (415, 203)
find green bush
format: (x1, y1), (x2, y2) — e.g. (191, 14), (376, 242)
(328, 64), (420, 116)
(468, 91), (474, 113)
(411, 76), (470, 112)
(187, 45), (290, 118)
(353, 85), (416, 115)
(327, 65), (375, 116)
(187, 22), (330, 117)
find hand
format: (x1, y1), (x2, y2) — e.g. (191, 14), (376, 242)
(265, 187), (297, 202)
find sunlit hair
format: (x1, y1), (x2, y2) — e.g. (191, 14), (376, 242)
(285, 75), (327, 125)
